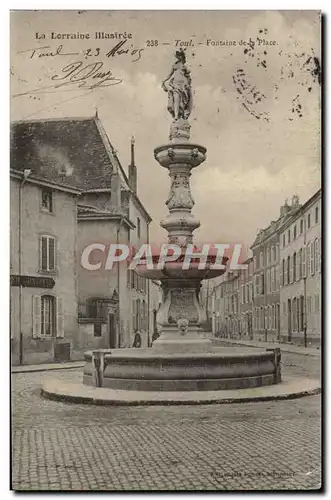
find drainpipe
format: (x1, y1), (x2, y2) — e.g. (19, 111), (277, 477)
(18, 169), (31, 365)
(303, 219), (307, 348)
(147, 221), (150, 347)
(116, 216), (123, 348)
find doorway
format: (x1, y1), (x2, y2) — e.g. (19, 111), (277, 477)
(108, 314), (117, 348)
(276, 303), (280, 341)
(287, 299), (292, 342)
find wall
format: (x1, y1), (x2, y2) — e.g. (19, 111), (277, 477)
(10, 178), (78, 365)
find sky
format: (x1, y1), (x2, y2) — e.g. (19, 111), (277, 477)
(10, 10), (321, 251)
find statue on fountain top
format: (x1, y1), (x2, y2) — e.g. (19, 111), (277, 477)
(162, 49), (193, 122)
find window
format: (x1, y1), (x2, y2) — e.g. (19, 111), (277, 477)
(273, 246), (276, 262)
(32, 295), (64, 338)
(40, 235), (55, 272)
(288, 229), (291, 244)
(283, 234), (286, 247)
(298, 249), (302, 280)
(260, 273), (265, 295)
(289, 255), (293, 283)
(272, 304), (275, 329)
(260, 251), (264, 268)
(137, 217), (141, 239)
(287, 256), (290, 285)
(41, 295), (55, 336)
(300, 219), (304, 234)
(88, 298), (111, 321)
(315, 294), (320, 313)
(41, 189), (53, 213)
(300, 296), (304, 331)
(282, 259), (285, 287)
(293, 225), (297, 240)
(292, 298), (297, 331)
(94, 323), (102, 337)
(308, 213), (311, 229)
(315, 206), (319, 224)
(293, 253), (296, 282)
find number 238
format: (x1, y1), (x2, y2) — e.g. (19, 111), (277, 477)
(146, 40), (158, 47)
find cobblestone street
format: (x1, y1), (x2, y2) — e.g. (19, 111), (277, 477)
(12, 352), (322, 491)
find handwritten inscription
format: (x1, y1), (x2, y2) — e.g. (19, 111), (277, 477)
(18, 40), (144, 63)
(13, 61), (123, 97)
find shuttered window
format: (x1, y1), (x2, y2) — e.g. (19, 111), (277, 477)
(33, 295), (63, 338)
(40, 235), (56, 272)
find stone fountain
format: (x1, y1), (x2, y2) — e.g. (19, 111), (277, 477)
(81, 50), (283, 396)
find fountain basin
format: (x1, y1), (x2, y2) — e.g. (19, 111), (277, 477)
(83, 347), (281, 392)
(134, 252), (228, 281)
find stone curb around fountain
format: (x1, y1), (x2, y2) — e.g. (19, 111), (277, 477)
(40, 377), (321, 406)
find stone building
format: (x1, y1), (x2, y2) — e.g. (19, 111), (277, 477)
(279, 189), (321, 346)
(10, 115), (159, 364)
(250, 198), (299, 342)
(211, 271), (241, 338)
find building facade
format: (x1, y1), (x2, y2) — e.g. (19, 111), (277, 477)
(211, 271), (241, 339)
(211, 190), (321, 347)
(10, 116), (160, 364)
(10, 172), (80, 365)
(279, 189), (321, 346)
(250, 198), (300, 342)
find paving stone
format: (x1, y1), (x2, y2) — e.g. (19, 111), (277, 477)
(12, 352), (321, 491)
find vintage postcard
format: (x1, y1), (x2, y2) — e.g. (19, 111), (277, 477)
(10, 10), (321, 492)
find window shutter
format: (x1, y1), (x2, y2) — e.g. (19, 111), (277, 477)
(302, 247), (306, 277)
(315, 239), (319, 274)
(32, 295), (41, 338)
(56, 297), (64, 338)
(306, 245), (310, 276)
(310, 242), (314, 275)
(289, 256), (293, 283)
(318, 238), (321, 272)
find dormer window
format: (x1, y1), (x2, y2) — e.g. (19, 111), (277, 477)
(41, 189), (53, 213)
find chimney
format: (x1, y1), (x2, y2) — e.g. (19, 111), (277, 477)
(110, 170), (121, 212)
(129, 136), (137, 194)
(280, 199), (290, 217)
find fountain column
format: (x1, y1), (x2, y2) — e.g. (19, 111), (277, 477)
(152, 50), (212, 353)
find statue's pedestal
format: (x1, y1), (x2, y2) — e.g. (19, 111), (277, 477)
(152, 325), (213, 353)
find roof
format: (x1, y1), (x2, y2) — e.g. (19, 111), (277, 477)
(10, 116), (152, 223)
(10, 116), (114, 191)
(279, 188), (322, 233)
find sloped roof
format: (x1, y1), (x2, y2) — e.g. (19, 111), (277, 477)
(10, 117), (114, 190)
